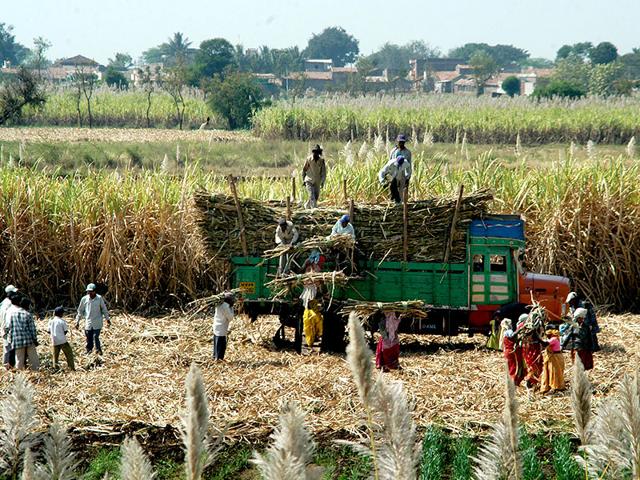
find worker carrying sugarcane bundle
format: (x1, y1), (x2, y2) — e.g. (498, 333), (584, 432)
(274, 218), (299, 275)
(302, 144), (326, 209)
(378, 155), (412, 204)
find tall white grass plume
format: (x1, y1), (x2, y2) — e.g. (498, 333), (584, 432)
(176, 143), (181, 165)
(21, 448), (36, 480)
(515, 132), (522, 157)
(0, 144), (3, 164)
(373, 134), (384, 153)
(120, 437), (156, 480)
(422, 129), (434, 146)
(473, 369), (522, 480)
(358, 141), (368, 161)
(162, 154), (171, 173)
(580, 399), (627, 478)
(627, 136), (636, 158)
(569, 141), (577, 158)
(37, 421), (79, 480)
(346, 313), (374, 406)
(251, 401), (320, 480)
(619, 370), (640, 478)
(180, 363), (212, 480)
(586, 140), (596, 160)
(571, 357), (593, 446)
(0, 374), (38, 479)
(367, 125), (372, 142)
(460, 132), (469, 160)
(19, 141), (24, 165)
(372, 378), (419, 480)
(8, 153), (14, 169)
(365, 150), (375, 166)
(411, 126), (418, 148)
(341, 140), (354, 166)
(455, 129), (460, 146)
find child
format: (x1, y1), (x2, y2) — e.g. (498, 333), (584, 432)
(48, 306), (75, 371)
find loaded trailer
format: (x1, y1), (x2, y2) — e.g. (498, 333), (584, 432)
(230, 215), (570, 352)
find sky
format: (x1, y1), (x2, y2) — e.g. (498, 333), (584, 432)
(4, 0), (639, 64)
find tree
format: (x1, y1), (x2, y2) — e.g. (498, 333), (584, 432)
(108, 52), (133, 69)
(0, 23), (30, 65)
(589, 42), (618, 65)
(0, 67), (45, 125)
(142, 32), (194, 66)
(555, 42), (593, 62)
(72, 66), (98, 128)
(448, 43), (529, 68)
(104, 67), (129, 89)
(502, 76), (520, 97)
(620, 49), (640, 79)
(303, 27), (359, 66)
(161, 60), (188, 129)
(366, 41), (440, 71)
(521, 57), (554, 68)
(206, 72), (269, 129)
(553, 57), (592, 91)
(24, 37), (51, 78)
(588, 61), (623, 96)
(469, 51), (497, 95)
(192, 38), (236, 82)
(138, 65), (159, 128)
(532, 79), (586, 99)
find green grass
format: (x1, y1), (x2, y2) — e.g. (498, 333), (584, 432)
(451, 436), (475, 480)
(419, 425), (448, 480)
(82, 448), (121, 480)
(552, 435), (582, 480)
(208, 446), (254, 480)
(314, 445), (371, 480)
(520, 429), (545, 480)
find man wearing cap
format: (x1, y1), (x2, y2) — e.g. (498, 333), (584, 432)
(1, 285), (18, 369)
(213, 292), (235, 361)
(562, 307), (594, 370)
(275, 218), (299, 275)
(5, 294), (39, 371)
(330, 214), (355, 239)
(378, 155), (412, 204)
(390, 134), (412, 165)
(566, 291), (600, 351)
(302, 144), (327, 209)
(75, 283), (110, 355)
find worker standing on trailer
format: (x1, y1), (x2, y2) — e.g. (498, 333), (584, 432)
(330, 214), (355, 239)
(302, 144), (326, 209)
(378, 155), (412, 204)
(275, 218), (299, 275)
(213, 292), (235, 361)
(390, 134), (412, 165)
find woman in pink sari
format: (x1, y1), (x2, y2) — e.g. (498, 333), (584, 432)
(376, 312), (401, 371)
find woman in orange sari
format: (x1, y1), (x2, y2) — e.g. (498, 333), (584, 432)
(540, 329), (565, 394)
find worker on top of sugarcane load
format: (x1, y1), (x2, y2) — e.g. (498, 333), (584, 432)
(330, 214), (355, 239)
(390, 134), (412, 165)
(275, 218), (299, 275)
(566, 291), (600, 351)
(302, 144), (326, 209)
(378, 155), (412, 204)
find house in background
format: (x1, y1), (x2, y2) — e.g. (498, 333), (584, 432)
(304, 59), (333, 72)
(49, 55), (104, 81)
(518, 68), (554, 95)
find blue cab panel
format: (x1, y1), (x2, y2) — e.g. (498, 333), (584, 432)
(469, 216), (525, 241)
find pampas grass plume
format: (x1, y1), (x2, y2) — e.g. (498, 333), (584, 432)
(571, 357), (592, 446)
(38, 421), (79, 480)
(21, 448), (36, 480)
(181, 363), (211, 480)
(346, 313), (374, 406)
(120, 437), (156, 480)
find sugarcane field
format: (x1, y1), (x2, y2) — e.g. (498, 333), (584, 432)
(2, 5), (640, 480)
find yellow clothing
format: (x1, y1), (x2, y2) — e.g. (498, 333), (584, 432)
(540, 348), (566, 393)
(303, 308), (323, 347)
(486, 319), (500, 350)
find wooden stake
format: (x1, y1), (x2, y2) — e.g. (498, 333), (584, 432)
(228, 175), (248, 257)
(342, 178), (348, 203)
(444, 184), (464, 264)
(349, 198), (355, 223)
(291, 176), (296, 202)
(286, 196), (292, 221)
(403, 187), (409, 263)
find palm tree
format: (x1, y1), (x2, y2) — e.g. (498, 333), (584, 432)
(162, 32), (192, 65)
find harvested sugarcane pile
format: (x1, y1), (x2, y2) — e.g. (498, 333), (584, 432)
(265, 271), (351, 299)
(195, 190), (492, 262)
(340, 300), (429, 319)
(263, 234), (355, 260)
(185, 288), (243, 317)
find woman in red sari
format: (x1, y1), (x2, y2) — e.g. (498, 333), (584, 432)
(376, 312), (401, 371)
(519, 313), (545, 388)
(502, 319), (525, 386)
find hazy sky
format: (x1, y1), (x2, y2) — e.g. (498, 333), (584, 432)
(4, 0), (639, 64)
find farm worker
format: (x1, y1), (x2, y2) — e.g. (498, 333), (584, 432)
(493, 302), (529, 351)
(539, 329), (565, 394)
(303, 299), (323, 349)
(49, 306), (75, 371)
(562, 307), (594, 371)
(376, 312), (401, 371)
(302, 144), (326, 209)
(330, 214), (355, 239)
(501, 318), (525, 386)
(1, 285), (18, 369)
(485, 317), (500, 350)
(519, 313), (544, 388)
(566, 291), (600, 351)
(390, 134), (412, 165)
(213, 292), (235, 361)
(378, 155), (412, 205)
(6, 294), (39, 371)
(75, 283), (110, 356)
(275, 218), (299, 275)
(300, 250), (325, 307)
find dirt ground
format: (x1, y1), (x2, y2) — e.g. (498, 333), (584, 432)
(2, 312), (638, 442)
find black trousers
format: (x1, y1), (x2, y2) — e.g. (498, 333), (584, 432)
(213, 335), (227, 360)
(389, 178), (409, 204)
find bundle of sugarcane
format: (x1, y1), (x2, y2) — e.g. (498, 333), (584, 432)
(195, 189), (492, 262)
(265, 271), (351, 299)
(339, 300), (429, 319)
(262, 234), (355, 259)
(186, 288), (243, 317)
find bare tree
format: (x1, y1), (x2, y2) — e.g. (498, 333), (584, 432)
(161, 60), (188, 130)
(138, 65), (160, 128)
(0, 67), (46, 126)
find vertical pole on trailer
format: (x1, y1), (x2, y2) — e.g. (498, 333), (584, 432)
(228, 175), (248, 258)
(403, 187), (409, 263)
(444, 184), (464, 264)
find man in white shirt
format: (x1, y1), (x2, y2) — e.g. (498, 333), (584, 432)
(75, 283), (110, 355)
(330, 215), (355, 239)
(275, 218), (300, 275)
(49, 306), (75, 371)
(213, 293), (235, 361)
(378, 155), (412, 204)
(1, 285), (18, 369)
